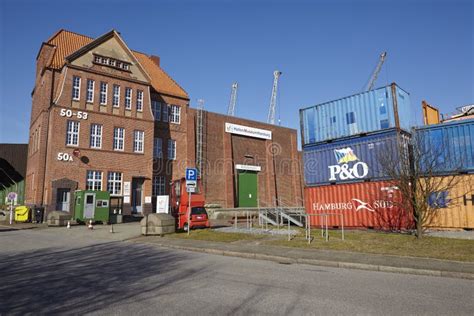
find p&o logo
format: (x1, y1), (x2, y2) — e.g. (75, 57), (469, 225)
(328, 147), (369, 181)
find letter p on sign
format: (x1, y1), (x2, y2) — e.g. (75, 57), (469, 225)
(186, 168), (197, 181)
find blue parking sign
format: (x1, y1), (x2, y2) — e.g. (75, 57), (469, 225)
(186, 168), (197, 181)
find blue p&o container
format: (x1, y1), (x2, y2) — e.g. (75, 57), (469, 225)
(303, 129), (410, 186)
(414, 118), (474, 174)
(300, 83), (412, 146)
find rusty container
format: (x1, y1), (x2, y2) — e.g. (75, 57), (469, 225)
(304, 181), (413, 230)
(427, 174), (474, 229)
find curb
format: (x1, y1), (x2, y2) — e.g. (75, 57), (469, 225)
(141, 241), (474, 280)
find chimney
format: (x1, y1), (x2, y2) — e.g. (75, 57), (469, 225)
(150, 55), (160, 67)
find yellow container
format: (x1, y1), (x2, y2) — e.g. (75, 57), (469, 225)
(14, 206), (30, 222)
(428, 175), (474, 229)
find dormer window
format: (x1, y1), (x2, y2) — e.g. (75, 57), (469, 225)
(93, 54), (131, 72)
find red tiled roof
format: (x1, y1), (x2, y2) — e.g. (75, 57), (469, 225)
(44, 29), (188, 99)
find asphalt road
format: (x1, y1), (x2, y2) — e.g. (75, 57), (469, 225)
(1, 229), (473, 315)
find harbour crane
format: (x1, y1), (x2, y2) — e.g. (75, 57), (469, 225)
(267, 70), (282, 124)
(365, 52), (387, 91)
(227, 82), (238, 116)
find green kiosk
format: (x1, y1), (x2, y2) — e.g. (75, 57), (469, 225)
(74, 190), (110, 223)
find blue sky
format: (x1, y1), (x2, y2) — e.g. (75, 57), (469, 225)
(0, 0), (472, 144)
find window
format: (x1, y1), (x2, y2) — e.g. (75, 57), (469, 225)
(125, 88), (132, 109)
(152, 176), (166, 196)
(86, 79), (95, 103)
(167, 139), (176, 160)
(380, 119), (389, 129)
(86, 170), (102, 191)
(100, 82), (108, 105)
(169, 105), (181, 124)
(137, 90), (143, 112)
(346, 112), (356, 125)
(153, 137), (163, 158)
(134, 130), (144, 153)
(66, 120), (80, 146)
(330, 116), (336, 124)
(107, 172), (122, 195)
(90, 124), (102, 149)
(162, 104), (169, 122)
(72, 76), (81, 100)
(113, 85), (120, 107)
(93, 54), (131, 71)
(152, 101), (161, 121)
(114, 127), (125, 151)
(380, 102), (387, 115)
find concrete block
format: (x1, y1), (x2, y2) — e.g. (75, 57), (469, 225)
(47, 211), (72, 227)
(141, 213), (176, 235)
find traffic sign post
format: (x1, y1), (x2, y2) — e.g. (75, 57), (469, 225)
(185, 168), (197, 236)
(7, 192), (17, 225)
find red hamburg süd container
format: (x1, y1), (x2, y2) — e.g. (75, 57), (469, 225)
(305, 181), (414, 230)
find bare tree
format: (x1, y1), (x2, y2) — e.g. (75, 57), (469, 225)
(378, 130), (465, 238)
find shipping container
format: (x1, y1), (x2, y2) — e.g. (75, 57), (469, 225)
(300, 83), (412, 145)
(305, 181), (413, 230)
(303, 129), (410, 186)
(427, 174), (474, 229)
(414, 119), (474, 174)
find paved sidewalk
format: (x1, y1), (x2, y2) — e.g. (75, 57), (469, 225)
(131, 235), (474, 280)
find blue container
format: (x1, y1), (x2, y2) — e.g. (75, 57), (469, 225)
(300, 83), (412, 145)
(303, 129), (410, 186)
(414, 118), (474, 174)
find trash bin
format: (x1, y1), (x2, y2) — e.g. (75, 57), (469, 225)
(34, 206), (45, 223)
(14, 206), (30, 222)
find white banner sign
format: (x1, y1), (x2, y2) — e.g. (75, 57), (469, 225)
(236, 164), (261, 172)
(225, 123), (272, 140)
(156, 195), (169, 213)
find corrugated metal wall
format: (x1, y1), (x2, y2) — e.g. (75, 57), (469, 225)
(428, 174), (474, 229)
(414, 119), (474, 174)
(304, 181), (414, 230)
(303, 130), (409, 186)
(300, 83), (412, 145)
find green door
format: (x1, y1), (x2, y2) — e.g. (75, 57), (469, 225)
(238, 171), (258, 207)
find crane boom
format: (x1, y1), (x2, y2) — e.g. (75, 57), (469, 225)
(365, 52), (387, 91)
(227, 82), (238, 116)
(267, 70), (282, 124)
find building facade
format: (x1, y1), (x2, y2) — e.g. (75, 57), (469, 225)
(26, 29), (303, 218)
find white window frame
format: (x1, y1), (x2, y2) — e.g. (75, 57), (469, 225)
(113, 127), (125, 151)
(137, 90), (143, 112)
(162, 104), (169, 122)
(153, 137), (163, 158)
(152, 101), (161, 121)
(66, 120), (80, 146)
(134, 130), (144, 153)
(167, 139), (176, 160)
(86, 79), (95, 103)
(86, 170), (102, 191)
(152, 175), (166, 196)
(125, 88), (132, 110)
(90, 124), (102, 149)
(72, 76), (81, 101)
(100, 82), (108, 105)
(170, 105), (181, 124)
(107, 172), (122, 196)
(113, 85), (120, 107)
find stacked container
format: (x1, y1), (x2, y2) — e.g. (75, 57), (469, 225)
(301, 83), (414, 230)
(414, 119), (474, 229)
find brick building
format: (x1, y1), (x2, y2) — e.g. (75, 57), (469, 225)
(26, 29), (303, 218)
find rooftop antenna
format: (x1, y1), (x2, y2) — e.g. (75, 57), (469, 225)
(227, 82), (238, 116)
(267, 70), (282, 124)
